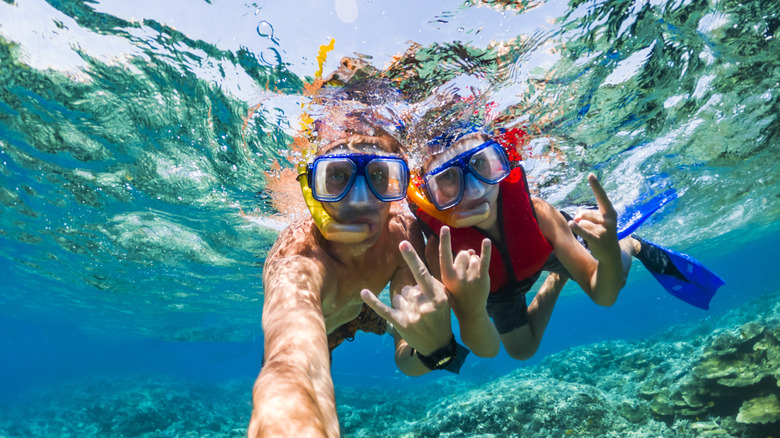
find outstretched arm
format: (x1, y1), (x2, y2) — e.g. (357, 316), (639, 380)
(249, 253), (337, 438)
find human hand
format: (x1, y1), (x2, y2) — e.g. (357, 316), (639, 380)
(568, 173), (620, 262)
(438, 226), (491, 319)
(360, 241), (452, 356)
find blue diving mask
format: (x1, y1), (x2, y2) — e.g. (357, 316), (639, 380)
(307, 153), (410, 203)
(423, 140), (511, 210)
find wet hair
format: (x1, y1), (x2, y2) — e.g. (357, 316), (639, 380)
(400, 91), (494, 173)
(422, 131), (489, 172)
(316, 127), (404, 157)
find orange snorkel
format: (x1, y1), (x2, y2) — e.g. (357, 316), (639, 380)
(407, 176), (457, 225)
(407, 178), (492, 228)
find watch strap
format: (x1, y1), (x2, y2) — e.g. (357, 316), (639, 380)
(415, 336), (470, 374)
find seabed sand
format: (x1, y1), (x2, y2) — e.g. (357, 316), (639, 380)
(2, 289), (779, 438)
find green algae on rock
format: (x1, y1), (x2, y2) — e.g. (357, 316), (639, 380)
(736, 394), (780, 425)
(646, 319), (780, 435)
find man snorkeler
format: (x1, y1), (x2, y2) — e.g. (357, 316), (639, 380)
(248, 119), (473, 438)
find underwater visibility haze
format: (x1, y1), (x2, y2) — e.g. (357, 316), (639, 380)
(1, 0), (779, 436)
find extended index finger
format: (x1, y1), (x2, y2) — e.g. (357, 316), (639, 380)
(439, 226), (455, 279)
(399, 240), (434, 291)
(479, 238), (492, 274)
(588, 173), (616, 216)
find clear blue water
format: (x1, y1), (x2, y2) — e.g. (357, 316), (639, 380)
(1, 0), (779, 435)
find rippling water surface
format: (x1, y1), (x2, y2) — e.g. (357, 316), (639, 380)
(1, 0), (779, 431)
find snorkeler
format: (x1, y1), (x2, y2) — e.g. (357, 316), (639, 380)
(370, 124), (723, 361)
(249, 118), (475, 438)
(366, 126), (636, 361)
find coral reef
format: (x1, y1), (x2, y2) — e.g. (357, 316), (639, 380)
(0, 377), (251, 438)
(3, 290), (778, 437)
(337, 289), (780, 437)
(642, 320), (780, 436)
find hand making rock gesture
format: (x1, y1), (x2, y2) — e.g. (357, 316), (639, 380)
(438, 226), (492, 319)
(568, 173), (621, 263)
(360, 241), (453, 355)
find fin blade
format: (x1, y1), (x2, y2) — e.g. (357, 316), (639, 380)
(660, 243), (726, 292)
(649, 271), (722, 310)
(617, 188), (678, 240)
(638, 240), (725, 310)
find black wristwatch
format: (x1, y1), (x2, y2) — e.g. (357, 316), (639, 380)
(414, 336), (470, 373)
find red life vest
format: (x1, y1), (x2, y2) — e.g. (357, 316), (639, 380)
(416, 166), (553, 295)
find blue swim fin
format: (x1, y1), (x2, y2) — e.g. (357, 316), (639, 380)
(617, 188), (678, 240)
(615, 188), (725, 310)
(632, 236), (725, 310)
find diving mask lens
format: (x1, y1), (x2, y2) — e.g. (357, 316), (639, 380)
(364, 159), (408, 201)
(469, 142), (511, 183)
(426, 167), (464, 210)
(310, 154), (409, 202)
(312, 158), (356, 201)
(424, 140), (511, 210)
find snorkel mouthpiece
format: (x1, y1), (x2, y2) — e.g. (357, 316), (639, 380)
(298, 162), (371, 243)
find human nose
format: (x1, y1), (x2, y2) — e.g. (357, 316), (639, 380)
(462, 172), (487, 200)
(343, 175), (375, 206)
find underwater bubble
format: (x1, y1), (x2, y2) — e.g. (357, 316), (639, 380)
(256, 20), (274, 39)
(260, 47), (282, 66)
(335, 0), (359, 24)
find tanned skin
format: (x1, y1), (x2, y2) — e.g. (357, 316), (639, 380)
(249, 136), (453, 438)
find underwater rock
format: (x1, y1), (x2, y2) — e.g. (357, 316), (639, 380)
(619, 400), (649, 424)
(736, 394), (780, 425)
(688, 420), (730, 436)
(645, 319), (780, 436)
(0, 377), (250, 438)
(708, 331), (740, 356)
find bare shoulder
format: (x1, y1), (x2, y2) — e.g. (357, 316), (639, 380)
(531, 197), (557, 221)
(387, 208), (424, 251)
(267, 217), (323, 260)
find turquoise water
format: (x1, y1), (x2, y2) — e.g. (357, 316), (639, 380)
(1, 0), (779, 436)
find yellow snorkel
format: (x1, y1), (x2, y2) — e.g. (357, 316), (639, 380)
(291, 38), (369, 243)
(298, 162), (371, 243)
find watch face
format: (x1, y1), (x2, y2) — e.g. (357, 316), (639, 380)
(434, 356), (454, 368)
(417, 336), (458, 370)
